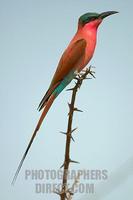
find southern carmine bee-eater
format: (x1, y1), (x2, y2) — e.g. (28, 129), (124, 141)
(12, 11), (118, 184)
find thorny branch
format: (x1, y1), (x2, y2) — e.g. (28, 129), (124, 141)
(54, 66), (95, 200)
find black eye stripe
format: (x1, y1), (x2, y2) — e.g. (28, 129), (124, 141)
(84, 17), (97, 24)
(90, 17), (98, 21)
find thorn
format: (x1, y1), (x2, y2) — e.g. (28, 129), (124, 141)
(67, 189), (74, 196)
(74, 108), (83, 112)
(60, 131), (67, 135)
(69, 159), (80, 164)
(89, 71), (96, 78)
(90, 73), (96, 78)
(90, 70), (96, 74)
(66, 88), (74, 91)
(68, 107), (82, 116)
(71, 127), (78, 134)
(60, 163), (65, 168)
(53, 189), (61, 195)
(60, 131), (75, 141)
(71, 136), (75, 142)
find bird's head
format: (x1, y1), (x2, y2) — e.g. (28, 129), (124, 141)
(79, 11), (118, 29)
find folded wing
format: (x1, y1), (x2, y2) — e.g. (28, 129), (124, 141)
(38, 39), (86, 111)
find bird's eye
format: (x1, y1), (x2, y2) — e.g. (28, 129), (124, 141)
(91, 17), (97, 21)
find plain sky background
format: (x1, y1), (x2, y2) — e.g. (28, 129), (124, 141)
(0, 0), (133, 200)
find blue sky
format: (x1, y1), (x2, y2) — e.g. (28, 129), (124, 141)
(0, 0), (133, 200)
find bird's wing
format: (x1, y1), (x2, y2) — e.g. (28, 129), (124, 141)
(38, 38), (86, 111)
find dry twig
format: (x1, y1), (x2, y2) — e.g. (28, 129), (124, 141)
(55, 66), (95, 200)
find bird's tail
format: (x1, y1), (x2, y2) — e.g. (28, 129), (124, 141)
(11, 94), (56, 185)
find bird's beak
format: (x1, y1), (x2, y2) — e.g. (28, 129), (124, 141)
(99, 11), (118, 19)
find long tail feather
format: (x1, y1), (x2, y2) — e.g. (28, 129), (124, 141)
(12, 94), (55, 185)
(38, 82), (60, 111)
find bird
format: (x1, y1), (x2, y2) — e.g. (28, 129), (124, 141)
(12, 11), (118, 185)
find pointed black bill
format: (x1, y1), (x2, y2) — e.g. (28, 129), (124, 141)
(99, 11), (118, 19)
